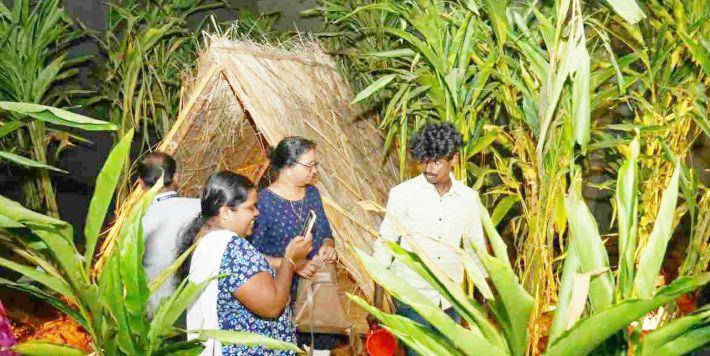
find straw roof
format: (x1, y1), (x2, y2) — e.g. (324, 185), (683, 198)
(96, 34), (399, 333)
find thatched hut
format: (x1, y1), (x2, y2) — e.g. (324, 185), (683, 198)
(96, 34), (398, 334)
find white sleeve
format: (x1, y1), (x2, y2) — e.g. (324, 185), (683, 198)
(372, 188), (405, 268)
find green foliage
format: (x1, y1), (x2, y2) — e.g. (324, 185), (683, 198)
(0, 0), (93, 216)
(354, 135), (709, 355)
(0, 129), (298, 355)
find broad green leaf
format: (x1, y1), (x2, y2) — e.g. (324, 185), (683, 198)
(549, 248), (581, 343)
(605, 0), (645, 24)
(148, 239), (197, 294)
(0, 101), (116, 131)
(84, 129), (134, 271)
(349, 295), (460, 355)
(0, 150), (68, 173)
(680, 32), (710, 77)
(565, 183), (614, 312)
(196, 330), (301, 353)
(153, 340), (205, 356)
(477, 251), (533, 356)
(639, 306), (710, 356)
(0, 257), (75, 302)
(490, 195), (519, 226)
(0, 121), (23, 138)
(468, 130), (499, 159)
(386, 243), (506, 350)
(353, 248), (501, 355)
(545, 273), (710, 356)
(616, 134), (639, 300)
(149, 278), (208, 346)
(634, 163), (681, 298)
(478, 197), (511, 267)
(351, 74), (396, 104)
(482, 0), (508, 47)
(0, 276), (88, 330)
(117, 176), (164, 340)
(363, 49), (416, 58)
(653, 326), (710, 355)
(12, 340), (85, 356)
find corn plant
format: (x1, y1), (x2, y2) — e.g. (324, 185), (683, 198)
(0, 0), (91, 217)
(94, 0), (227, 205)
(353, 134), (710, 355)
(0, 129), (300, 355)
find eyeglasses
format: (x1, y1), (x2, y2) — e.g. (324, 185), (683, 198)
(295, 161), (319, 170)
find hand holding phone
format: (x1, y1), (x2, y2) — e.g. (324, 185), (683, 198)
(300, 210), (317, 238)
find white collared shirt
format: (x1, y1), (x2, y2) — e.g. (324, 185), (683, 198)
(372, 174), (487, 309)
(142, 190), (201, 316)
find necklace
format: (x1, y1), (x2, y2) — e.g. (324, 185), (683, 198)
(289, 197), (306, 223)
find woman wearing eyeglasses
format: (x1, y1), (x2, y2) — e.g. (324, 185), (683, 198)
(250, 136), (342, 350)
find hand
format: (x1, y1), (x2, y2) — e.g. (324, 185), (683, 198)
(318, 242), (337, 263)
(285, 232), (313, 266)
(295, 259), (320, 279)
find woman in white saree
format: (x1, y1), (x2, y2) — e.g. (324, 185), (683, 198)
(179, 172), (312, 355)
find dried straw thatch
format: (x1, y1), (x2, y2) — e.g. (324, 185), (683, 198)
(95, 33), (398, 333)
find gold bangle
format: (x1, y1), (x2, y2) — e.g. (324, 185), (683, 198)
(285, 256), (297, 268)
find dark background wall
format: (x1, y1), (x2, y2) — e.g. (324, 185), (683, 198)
(0, 0), (319, 238)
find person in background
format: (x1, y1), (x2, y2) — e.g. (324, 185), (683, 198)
(181, 171), (312, 355)
(250, 136), (341, 350)
(370, 122), (488, 356)
(139, 152), (201, 317)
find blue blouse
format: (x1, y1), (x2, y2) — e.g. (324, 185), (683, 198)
(251, 185), (333, 260)
(218, 236), (297, 355)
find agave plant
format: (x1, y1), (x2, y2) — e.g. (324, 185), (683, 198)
(353, 134), (709, 355)
(0, 129), (300, 355)
(0, 0), (93, 217)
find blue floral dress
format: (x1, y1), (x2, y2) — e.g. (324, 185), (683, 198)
(218, 236), (297, 355)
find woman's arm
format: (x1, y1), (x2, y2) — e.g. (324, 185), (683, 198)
(264, 256), (282, 269)
(233, 234), (313, 318)
(234, 258), (297, 318)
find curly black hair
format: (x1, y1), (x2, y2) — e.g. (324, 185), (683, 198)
(410, 122), (463, 161)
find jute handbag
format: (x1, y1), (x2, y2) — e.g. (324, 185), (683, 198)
(293, 262), (352, 334)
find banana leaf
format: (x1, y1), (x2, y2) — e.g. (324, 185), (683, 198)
(545, 273), (710, 356)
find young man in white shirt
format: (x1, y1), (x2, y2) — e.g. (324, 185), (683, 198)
(138, 152), (201, 317)
(371, 123), (487, 355)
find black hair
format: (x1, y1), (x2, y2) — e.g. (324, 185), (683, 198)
(268, 136), (316, 173)
(137, 152), (177, 188)
(410, 122), (463, 161)
(177, 171), (255, 281)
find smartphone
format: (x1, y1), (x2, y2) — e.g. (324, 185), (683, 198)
(300, 210), (317, 237)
